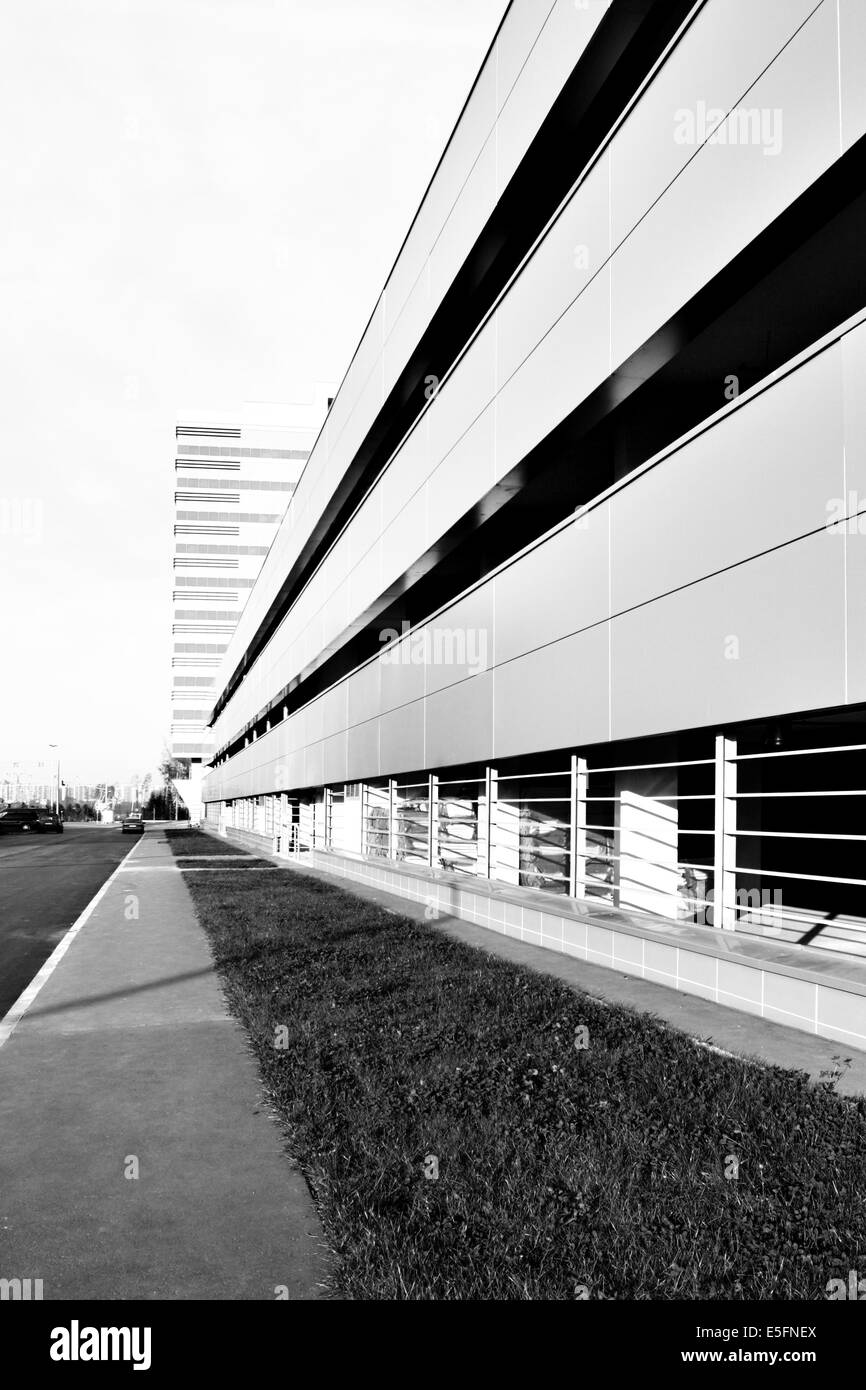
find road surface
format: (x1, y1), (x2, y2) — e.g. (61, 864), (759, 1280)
(0, 825), (138, 1018)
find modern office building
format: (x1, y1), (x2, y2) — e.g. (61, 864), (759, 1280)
(201, 0), (866, 1046)
(170, 395), (331, 808)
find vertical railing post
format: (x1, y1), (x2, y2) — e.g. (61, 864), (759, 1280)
(428, 773), (439, 869)
(713, 735), (738, 929)
(569, 755), (588, 898)
(324, 787), (333, 849)
(388, 778), (397, 861)
(361, 783), (369, 857)
(480, 766), (497, 879)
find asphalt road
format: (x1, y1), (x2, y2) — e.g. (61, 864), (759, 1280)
(0, 825), (138, 1018)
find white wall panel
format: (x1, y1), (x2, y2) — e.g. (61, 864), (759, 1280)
(382, 269), (431, 399)
(380, 413), (429, 520)
(379, 490), (428, 601)
(426, 327), (497, 470)
(493, 625), (610, 759)
(380, 637), (425, 713)
(842, 319), (866, 496)
(303, 740), (324, 789)
(380, 701), (425, 775)
(424, 671), (494, 768)
(346, 717), (380, 782)
(494, 262), (611, 482)
(424, 587), (495, 696)
(345, 545), (382, 630)
(843, 321), (866, 701)
(428, 137), (498, 318)
(425, 406), (496, 545)
(494, 506), (609, 666)
(495, 0), (610, 194)
(323, 733), (348, 785)
(610, 2), (840, 365)
(495, 152), (610, 385)
(846, 524), (866, 704)
(610, 530), (846, 740)
(610, 0), (822, 246)
(347, 657), (380, 727)
(840, 0), (866, 151)
(321, 684), (348, 740)
(611, 347), (845, 613)
(494, 0), (556, 109)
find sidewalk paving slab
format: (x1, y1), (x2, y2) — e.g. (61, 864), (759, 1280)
(0, 829), (330, 1300)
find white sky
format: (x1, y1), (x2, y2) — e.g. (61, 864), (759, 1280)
(0, 0), (505, 784)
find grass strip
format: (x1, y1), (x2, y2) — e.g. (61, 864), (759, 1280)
(168, 830), (866, 1300)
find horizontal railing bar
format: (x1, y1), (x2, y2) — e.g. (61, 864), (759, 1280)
(732, 865), (866, 887)
(733, 829), (866, 841)
(584, 794), (715, 802)
(495, 770), (571, 782)
(733, 790), (866, 798)
(436, 777), (485, 787)
(497, 797), (572, 804)
(585, 757), (714, 773)
(733, 742), (866, 761)
(734, 902), (866, 929)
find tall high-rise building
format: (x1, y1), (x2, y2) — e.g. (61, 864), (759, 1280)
(170, 394), (332, 793)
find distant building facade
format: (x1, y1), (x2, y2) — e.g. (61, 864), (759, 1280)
(170, 395), (332, 806)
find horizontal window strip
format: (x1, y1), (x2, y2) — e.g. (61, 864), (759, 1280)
(175, 493), (241, 504)
(174, 461), (240, 472)
(173, 630), (235, 637)
(173, 610), (239, 621)
(174, 594), (239, 606)
(176, 478), (296, 492)
(175, 576), (254, 587)
(174, 526), (240, 537)
(173, 593), (238, 603)
(177, 444), (309, 459)
(175, 511), (282, 523)
(173, 559), (239, 569)
(173, 643), (229, 653)
(170, 709), (212, 719)
(175, 543), (269, 556)
(176, 426), (240, 439)
(173, 677), (217, 688)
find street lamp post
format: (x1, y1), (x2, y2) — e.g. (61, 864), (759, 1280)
(48, 743), (61, 816)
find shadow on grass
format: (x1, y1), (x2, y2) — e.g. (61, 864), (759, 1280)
(167, 842), (866, 1301)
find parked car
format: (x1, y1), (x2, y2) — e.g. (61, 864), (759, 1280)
(0, 808), (64, 834)
(121, 812), (145, 835)
(0, 809), (36, 834)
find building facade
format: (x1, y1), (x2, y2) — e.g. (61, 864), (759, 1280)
(201, 0), (866, 1046)
(170, 395), (331, 791)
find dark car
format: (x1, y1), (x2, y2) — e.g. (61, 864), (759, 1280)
(121, 812), (145, 835)
(34, 812), (63, 834)
(0, 808), (40, 834)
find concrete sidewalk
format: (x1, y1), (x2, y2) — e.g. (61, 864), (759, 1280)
(0, 828), (329, 1300)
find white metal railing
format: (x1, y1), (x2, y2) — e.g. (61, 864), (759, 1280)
(215, 730), (866, 956)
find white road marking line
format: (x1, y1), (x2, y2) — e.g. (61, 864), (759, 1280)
(0, 835), (145, 1051)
